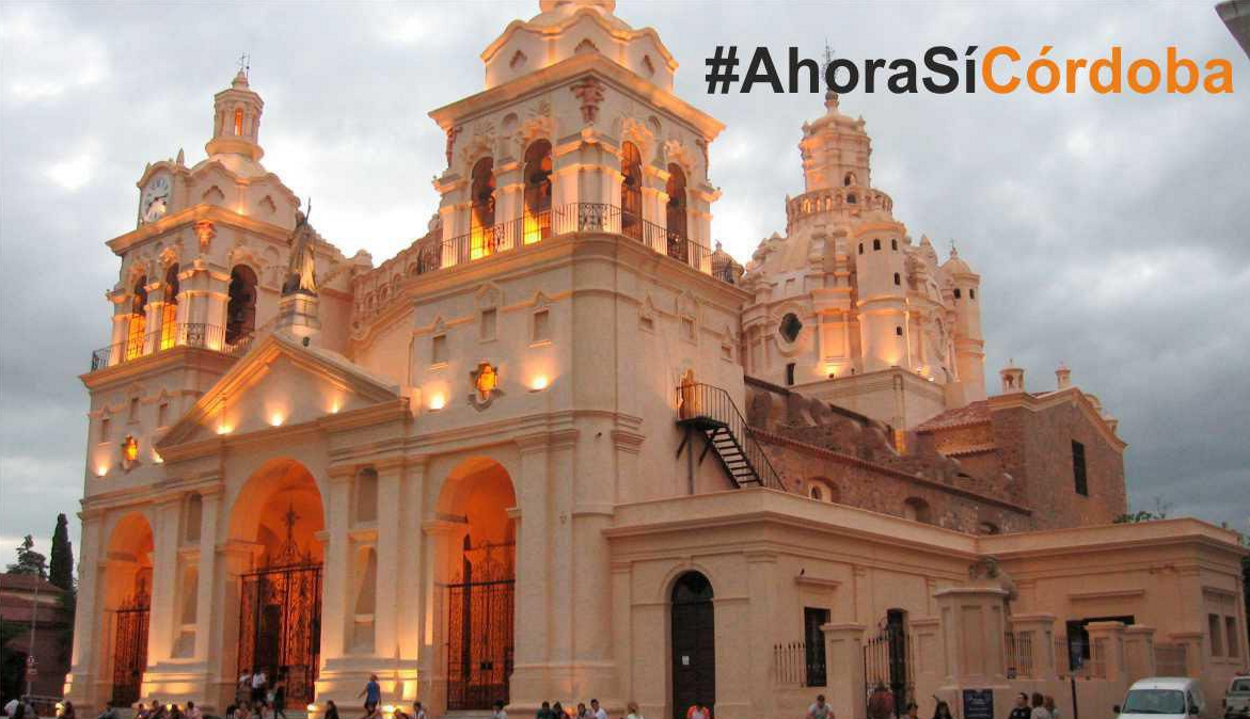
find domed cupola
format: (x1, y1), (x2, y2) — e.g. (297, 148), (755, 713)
(798, 91), (872, 194)
(205, 69), (265, 165)
(481, 0), (677, 91)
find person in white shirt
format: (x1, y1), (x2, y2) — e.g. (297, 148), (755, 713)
(807, 695), (832, 719)
(1030, 694), (1051, 719)
(412, 703), (426, 719)
(590, 699), (607, 719)
(625, 701), (645, 719)
(492, 701), (508, 719)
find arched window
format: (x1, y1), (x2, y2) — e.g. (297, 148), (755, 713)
(665, 164), (688, 261)
(126, 276), (148, 360)
(858, 242), (864, 255)
(954, 288), (962, 300)
(903, 497), (931, 523)
(847, 193), (857, 204)
(891, 239), (898, 251)
(969, 288), (976, 300)
(844, 172), (856, 187)
(895, 326), (903, 337)
(873, 239), (881, 251)
(470, 157), (496, 259)
(161, 263), (180, 349)
(621, 141), (643, 240)
(808, 478), (839, 503)
(233, 108), (244, 136)
(893, 272), (901, 286)
(225, 265), (257, 344)
(523, 140), (553, 244)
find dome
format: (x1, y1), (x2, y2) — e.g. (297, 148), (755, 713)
(940, 245), (975, 276)
(482, 0), (676, 91)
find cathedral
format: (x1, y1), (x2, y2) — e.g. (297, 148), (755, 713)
(67, 2), (1246, 719)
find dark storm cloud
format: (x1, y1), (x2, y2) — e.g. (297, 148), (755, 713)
(1, 0), (1246, 556)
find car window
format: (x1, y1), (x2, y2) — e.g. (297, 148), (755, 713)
(1122, 689), (1186, 714)
(1231, 679), (1250, 692)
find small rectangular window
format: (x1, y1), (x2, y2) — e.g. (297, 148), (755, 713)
(681, 317), (695, 341)
(954, 288), (962, 299)
(431, 334), (448, 365)
(100, 416), (111, 442)
(128, 397), (140, 422)
(1227, 615), (1240, 658)
(532, 309), (550, 343)
(1210, 613), (1225, 656)
(785, 362), (796, 386)
(1072, 440), (1088, 496)
(158, 402), (169, 428)
(480, 309), (497, 341)
(969, 288), (976, 300)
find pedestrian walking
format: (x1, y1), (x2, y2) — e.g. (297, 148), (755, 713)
(1008, 694), (1031, 719)
(932, 701), (953, 719)
(357, 674), (381, 714)
(273, 678), (287, 719)
(251, 670), (268, 705)
(1030, 694), (1050, 719)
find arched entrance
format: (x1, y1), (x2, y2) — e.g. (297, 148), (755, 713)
(437, 458), (517, 711)
(105, 513), (154, 707)
(229, 459), (325, 705)
(670, 571), (715, 719)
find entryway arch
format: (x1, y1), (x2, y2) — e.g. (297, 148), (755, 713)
(670, 571), (715, 719)
(104, 512), (155, 707)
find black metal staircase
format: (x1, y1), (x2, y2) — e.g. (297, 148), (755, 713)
(675, 382), (785, 491)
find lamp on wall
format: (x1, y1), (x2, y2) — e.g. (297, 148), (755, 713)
(529, 375), (549, 391)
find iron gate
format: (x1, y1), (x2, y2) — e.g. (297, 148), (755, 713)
(446, 541), (515, 711)
(236, 506), (323, 705)
(111, 591), (150, 707)
(864, 611), (913, 718)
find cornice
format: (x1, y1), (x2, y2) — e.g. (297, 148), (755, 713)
(105, 204), (289, 257)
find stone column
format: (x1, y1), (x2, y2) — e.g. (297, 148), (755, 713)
(510, 434), (551, 706)
(398, 459), (426, 682)
(419, 519), (465, 715)
(210, 540), (258, 710)
(65, 511), (104, 709)
(108, 290), (130, 367)
(192, 490), (222, 665)
(373, 461), (404, 662)
(142, 278), (164, 355)
(1008, 613), (1058, 680)
(320, 469), (353, 662)
(1084, 621), (1126, 681)
(1122, 625), (1156, 682)
(933, 586), (1010, 687)
(823, 623), (867, 719)
(146, 498), (182, 663)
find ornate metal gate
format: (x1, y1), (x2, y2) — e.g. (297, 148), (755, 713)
(864, 610), (913, 718)
(237, 506), (323, 704)
(446, 540), (515, 711)
(111, 587), (150, 707)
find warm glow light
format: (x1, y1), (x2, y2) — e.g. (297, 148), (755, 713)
(530, 375), (549, 391)
(523, 213), (542, 245)
(429, 393), (446, 410)
(307, 705), (318, 713)
(383, 706), (395, 714)
(152, 451), (164, 464)
(216, 425), (232, 435)
(329, 402), (340, 414)
(96, 465), (109, 477)
(269, 413), (285, 427)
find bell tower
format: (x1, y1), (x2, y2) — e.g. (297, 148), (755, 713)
(205, 66), (265, 162)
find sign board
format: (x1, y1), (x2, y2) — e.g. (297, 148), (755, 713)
(963, 689), (994, 719)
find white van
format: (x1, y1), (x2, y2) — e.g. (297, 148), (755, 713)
(1116, 678), (1208, 719)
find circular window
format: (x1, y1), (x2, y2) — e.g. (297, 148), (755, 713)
(779, 313), (803, 343)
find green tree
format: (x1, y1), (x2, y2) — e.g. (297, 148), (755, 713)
(49, 514), (74, 591)
(6, 535), (47, 579)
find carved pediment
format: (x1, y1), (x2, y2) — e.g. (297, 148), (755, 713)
(156, 333), (402, 451)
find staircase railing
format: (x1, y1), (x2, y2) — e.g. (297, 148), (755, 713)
(674, 382), (786, 491)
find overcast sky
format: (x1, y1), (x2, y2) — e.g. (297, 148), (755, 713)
(1, 0), (1247, 563)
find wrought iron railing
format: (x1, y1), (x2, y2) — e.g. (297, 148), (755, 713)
(674, 382), (785, 491)
(415, 203), (711, 277)
(773, 641), (825, 688)
(1005, 630), (1035, 679)
(89, 322), (253, 372)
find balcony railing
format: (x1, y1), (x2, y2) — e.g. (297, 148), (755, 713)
(89, 322), (254, 372)
(415, 203), (711, 276)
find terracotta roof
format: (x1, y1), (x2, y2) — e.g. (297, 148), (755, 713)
(915, 400), (991, 432)
(0, 573), (63, 594)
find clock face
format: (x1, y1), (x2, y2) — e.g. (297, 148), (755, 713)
(141, 175), (172, 223)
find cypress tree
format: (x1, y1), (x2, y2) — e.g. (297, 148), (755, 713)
(49, 513), (74, 591)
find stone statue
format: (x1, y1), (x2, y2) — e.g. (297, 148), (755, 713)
(283, 202), (317, 296)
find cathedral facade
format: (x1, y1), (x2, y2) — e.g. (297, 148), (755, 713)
(67, 3), (1245, 719)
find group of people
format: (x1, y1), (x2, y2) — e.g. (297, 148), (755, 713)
(237, 670), (287, 719)
(1009, 693), (1062, 719)
(490, 698), (649, 719)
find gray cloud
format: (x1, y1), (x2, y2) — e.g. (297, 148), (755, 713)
(2, 0), (1247, 560)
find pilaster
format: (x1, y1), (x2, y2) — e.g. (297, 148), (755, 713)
(1122, 625), (1156, 683)
(1085, 620), (1127, 681)
(823, 623), (866, 719)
